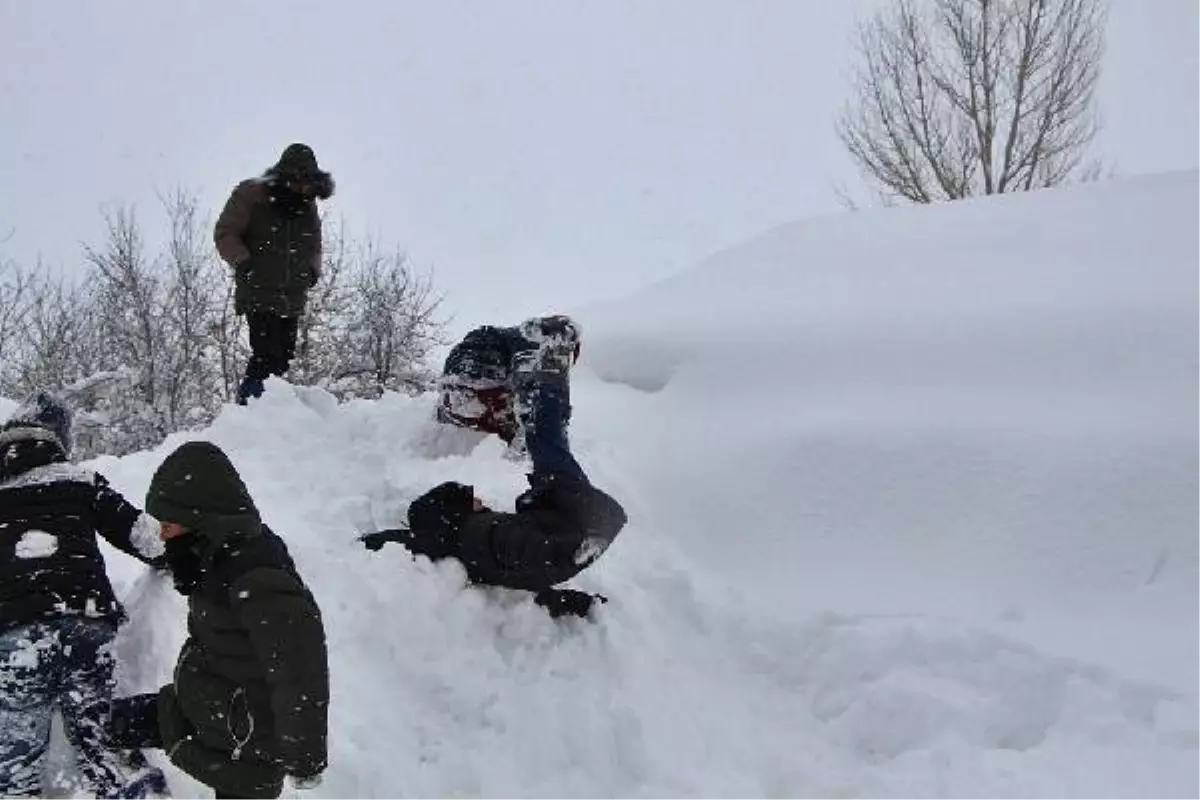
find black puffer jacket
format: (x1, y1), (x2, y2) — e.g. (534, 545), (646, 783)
(146, 441), (328, 798)
(407, 473), (627, 592)
(0, 426), (161, 633)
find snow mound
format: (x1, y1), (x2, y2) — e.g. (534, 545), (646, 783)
(580, 172), (1198, 690)
(90, 377), (1196, 798)
(81, 172), (1197, 798)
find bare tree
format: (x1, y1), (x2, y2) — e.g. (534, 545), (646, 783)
(159, 190), (226, 426)
(290, 224), (445, 399)
(339, 245), (444, 397)
(86, 207), (163, 414)
(1, 275), (100, 399)
(292, 217), (353, 386)
(838, 0), (1106, 203)
(0, 258), (33, 367)
(208, 267), (247, 402)
(3, 196), (446, 455)
(78, 195), (229, 453)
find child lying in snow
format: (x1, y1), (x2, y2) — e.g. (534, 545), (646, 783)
(361, 326), (626, 619)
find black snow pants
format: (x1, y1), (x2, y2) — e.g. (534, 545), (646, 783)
(238, 313), (299, 403)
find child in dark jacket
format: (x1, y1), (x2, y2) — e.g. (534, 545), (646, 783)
(0, 392), (165, 798)
(364, 327), (626, 618)
(110, 441), (328, 800)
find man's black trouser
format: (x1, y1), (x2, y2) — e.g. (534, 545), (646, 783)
(238, 313), (299, 403)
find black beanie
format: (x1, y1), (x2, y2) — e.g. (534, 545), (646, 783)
(407, 481), (475, 545)
(2, 392), (72, 455)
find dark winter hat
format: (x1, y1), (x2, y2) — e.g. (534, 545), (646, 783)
(146, 441), (260, 539)
(1, 391), (72, 455)
(407, 481), (475, 542)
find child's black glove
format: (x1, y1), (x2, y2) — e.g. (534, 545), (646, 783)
(358, 529), (411, 552)
(534, 588), (608, 619)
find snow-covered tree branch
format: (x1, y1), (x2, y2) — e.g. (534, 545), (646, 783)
(0, 194), (446, 457)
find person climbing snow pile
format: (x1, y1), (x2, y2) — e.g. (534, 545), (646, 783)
(108, 441), (329, 799)
(0, 392), (167, 798)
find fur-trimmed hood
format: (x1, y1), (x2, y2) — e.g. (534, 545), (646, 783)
(263, 142), (334, 200)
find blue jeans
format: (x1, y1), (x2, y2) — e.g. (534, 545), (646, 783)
(514, 368), (588, 485)
(0, 618), (127, 798)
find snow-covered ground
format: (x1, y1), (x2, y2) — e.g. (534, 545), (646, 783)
(57, 171), (1199, 797)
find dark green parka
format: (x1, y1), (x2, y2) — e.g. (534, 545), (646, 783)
(146, 441), (328, 798)
(214, 143), (334, 317)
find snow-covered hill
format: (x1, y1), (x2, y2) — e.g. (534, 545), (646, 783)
(76, 172), (1198, 797)
(578, 171), (1198, 691)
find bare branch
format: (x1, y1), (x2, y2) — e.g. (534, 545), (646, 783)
(838, 0), (1107, 203)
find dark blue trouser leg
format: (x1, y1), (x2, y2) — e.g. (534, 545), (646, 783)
(0, 623), (54, 797)
(239, 313), (299, 403)
(55, 617), (129, 799)
(0, 619), (155, 799)
(514, 367), (588, 485)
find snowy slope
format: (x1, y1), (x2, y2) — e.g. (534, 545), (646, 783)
(71, 172), (1198, 798)
(580, 171), (1199, 690)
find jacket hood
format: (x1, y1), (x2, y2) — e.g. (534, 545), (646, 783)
(145, 441), (261, 544)
(264, 142), (334, 199)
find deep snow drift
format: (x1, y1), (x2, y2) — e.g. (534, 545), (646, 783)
(581, 171), (1199, 692)
(57, 172), (1198, 797)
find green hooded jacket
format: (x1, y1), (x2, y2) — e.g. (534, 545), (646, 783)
(146, 441), (328, 798)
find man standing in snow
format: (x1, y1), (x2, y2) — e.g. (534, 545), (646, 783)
(0, 392), (166, 798)
(364, 322), (627, 619)
(109, 441), (329, 799)
(435, 314), (583, 455)
(214, 143), (334, 405)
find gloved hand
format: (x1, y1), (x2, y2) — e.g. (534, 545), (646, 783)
(291, 773), (324, 791)
(107, 693), (164, 749)
(534, 588), (608, 619)
(162, 536), (203, 596)
(359, 530), (408, 552)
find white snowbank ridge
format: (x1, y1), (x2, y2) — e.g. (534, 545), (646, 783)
(79, 173), (1195, 797)
(582, 171), (1198, 689)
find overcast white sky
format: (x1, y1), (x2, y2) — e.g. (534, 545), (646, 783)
(1, 0), (1196, 332)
